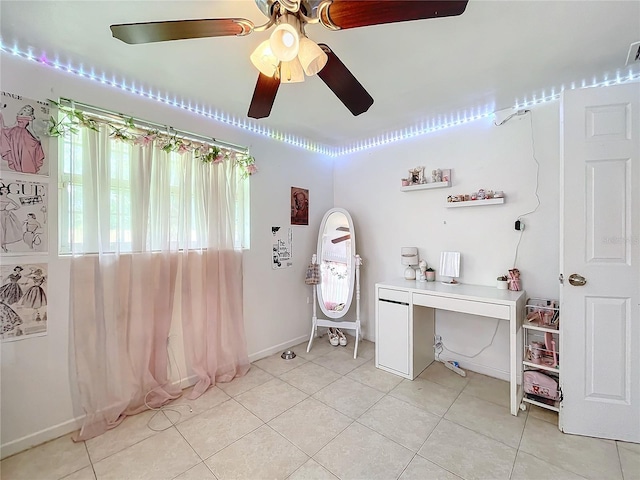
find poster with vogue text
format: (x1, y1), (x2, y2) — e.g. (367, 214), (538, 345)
(1, 91), (50, 176)
(0, 176), (48, 255)
(0, 262), (48, 342)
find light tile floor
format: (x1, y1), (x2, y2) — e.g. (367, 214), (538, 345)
(2, 337), (637, 480)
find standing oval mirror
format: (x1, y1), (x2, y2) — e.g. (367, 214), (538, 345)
(317, 208), (355, 319)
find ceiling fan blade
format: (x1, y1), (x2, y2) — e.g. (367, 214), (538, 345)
(316, 44), (373, 116)
(248, 72), (281, 119)
(320, 0), (468, 30)
(110, 18), (254, 45)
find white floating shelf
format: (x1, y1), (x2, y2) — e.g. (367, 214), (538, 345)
(401, 181), (451, 192)
(445, 198), (505, 208)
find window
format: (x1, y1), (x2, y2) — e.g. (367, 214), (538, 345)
(59, 125), (250, 254)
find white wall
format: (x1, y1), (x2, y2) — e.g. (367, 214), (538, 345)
(334, 102), (561, 377)
(1, 54), (564, 458)
(0, 55), (334, 458)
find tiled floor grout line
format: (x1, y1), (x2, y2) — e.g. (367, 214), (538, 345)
(508, 408), (531, 479)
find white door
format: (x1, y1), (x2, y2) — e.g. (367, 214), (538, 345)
(561, 82), (640, 442)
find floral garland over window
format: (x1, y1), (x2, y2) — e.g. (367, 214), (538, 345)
(47, 101), (258, 178)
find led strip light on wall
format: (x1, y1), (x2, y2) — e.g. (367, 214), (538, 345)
(2, 40), (639, 157)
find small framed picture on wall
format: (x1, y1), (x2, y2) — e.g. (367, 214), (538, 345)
(291, 187), (309, 226)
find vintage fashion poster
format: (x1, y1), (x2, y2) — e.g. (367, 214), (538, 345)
(291, 187), (309, 226)
(0, 262), (48, 342)
(0, 176), (48, 254)
(271, 226), (292, 269)
(1, 91), (50, 176)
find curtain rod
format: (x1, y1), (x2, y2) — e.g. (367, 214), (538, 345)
(58, 97), (249, 154)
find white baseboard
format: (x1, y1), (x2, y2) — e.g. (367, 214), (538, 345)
(0, 375), (199, 460)
(248, 334), (309, 363)
(1, 416), (84, 460)
(436, 352), (509, 382)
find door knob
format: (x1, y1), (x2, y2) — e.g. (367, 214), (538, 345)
(568, 273), (587, 286)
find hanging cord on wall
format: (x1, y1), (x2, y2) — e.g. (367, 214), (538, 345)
(435, 320), (502, 360)
(496, 109), (541, 268)
(512, 111), (541, 268)
(144, 335), (192, 432)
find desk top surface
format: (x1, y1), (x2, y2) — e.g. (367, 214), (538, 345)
(376, 278), (526, 305)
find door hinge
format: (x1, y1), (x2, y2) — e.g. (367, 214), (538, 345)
(559, 273), (564, 284)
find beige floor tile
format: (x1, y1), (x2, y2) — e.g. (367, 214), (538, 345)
(618, 441), (640, 455)
(172, 461), (216, 480)
(389, 377), (459, 417)
(444, 392), (527, 448)
(93, 428), (199, 480)
(268, 397), (352, 456)
(61, 466), (97, 480)
(419, 419), (516, 480)
(350, 337), (376, 360)
(358, 395), (440, 452)
(279, 361), (341, 395)
(205, 425), (308, 480)
(287, 459), (339, 480)
(462, 373), (510, 409)
(399, 455), (462, 480)
(163, 385), (230, 425)
(519, 418), (622, 480)
(85, 409), (172, 463)
(310, 347), (369, 375)
(176, 399), (262, 459)
(418, 361), (473, 393)
(288, 459), (339, 480)
(347, 360), (404, 393)
(0, 433), (91, 480)
(511, 451), (587, 480)
(619, 445), (640, 480)
(216, 365), (273, 397)
(253, 351), (308, 376)
(296, 336), (338, 361)
(235, 377), (308, 422)
(312, 376), (384, 419)
(527, 404), (559, 425)
(315, 422), (414, 480)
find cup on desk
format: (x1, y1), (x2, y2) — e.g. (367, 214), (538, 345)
(426, 270), (436, 282)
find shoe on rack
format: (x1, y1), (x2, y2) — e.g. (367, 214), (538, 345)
(328, 328), (339, 346)
(336, 328), (347, 347)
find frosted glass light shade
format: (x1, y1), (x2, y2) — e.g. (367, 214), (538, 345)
(298, 37), (328, 76)
(280, 57), (305, 83)
(250, 40), (279, 77)
(270, 15), (300, 62)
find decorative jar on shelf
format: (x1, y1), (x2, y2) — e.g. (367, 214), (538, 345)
(497, 276), (508, 289)
(426, 269), (436, 282)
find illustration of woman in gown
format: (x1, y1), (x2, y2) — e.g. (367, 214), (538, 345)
(22, 213), (42, 249)
(21, 268), (46, 309)
(1, 186), (22, 252)
(0, 265), (23, 304)
(0, 105), (45, 174)
(0, 300), (22, 337)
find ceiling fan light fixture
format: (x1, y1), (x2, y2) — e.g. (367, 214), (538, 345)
(250, 40), (279, 77)
(298, 37), (328, 76)
(280, 57), (305, 83)
(269, 14), (300, 62)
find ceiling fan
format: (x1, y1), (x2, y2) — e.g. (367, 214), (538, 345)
(110, 0), (469, 119)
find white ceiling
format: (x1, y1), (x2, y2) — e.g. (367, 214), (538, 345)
(2, 1), (639, 148)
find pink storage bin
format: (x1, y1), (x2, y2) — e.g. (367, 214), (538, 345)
(524, 371), (559, 401)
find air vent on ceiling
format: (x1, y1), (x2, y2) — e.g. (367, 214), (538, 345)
(625, 41), (640, 66)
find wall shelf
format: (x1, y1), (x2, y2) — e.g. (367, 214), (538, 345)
(445, 198), (505, 208)
(401, 181), (451, 192)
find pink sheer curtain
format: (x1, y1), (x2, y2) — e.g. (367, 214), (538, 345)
(181, 249), (249, 399)
(68, 124), (249, 441)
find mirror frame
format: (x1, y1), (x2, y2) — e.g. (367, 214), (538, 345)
(316, 207), (356, 319)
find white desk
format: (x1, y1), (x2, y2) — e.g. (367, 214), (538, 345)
(375, 279), (526, 416)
